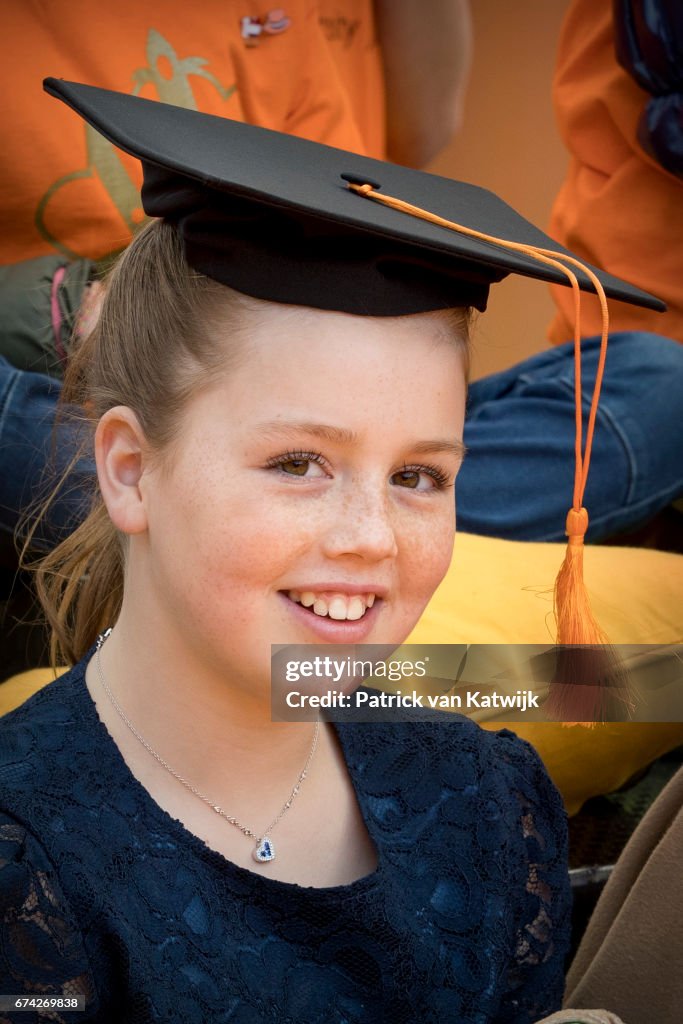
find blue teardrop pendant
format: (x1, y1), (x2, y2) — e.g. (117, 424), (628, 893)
(253, 837), (275, 863)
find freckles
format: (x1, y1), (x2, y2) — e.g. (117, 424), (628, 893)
(195, 503), (322, 597)
(263, 500), (330, 554)
(402, 518), (454, 581)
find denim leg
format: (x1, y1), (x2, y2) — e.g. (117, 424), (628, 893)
(457, 332), (683, 541)
(0, 356), (94, 551)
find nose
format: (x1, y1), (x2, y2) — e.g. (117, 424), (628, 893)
(320, 479), (399, 563)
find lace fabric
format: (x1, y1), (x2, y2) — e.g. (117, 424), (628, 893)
(0, 658), (571, 1022)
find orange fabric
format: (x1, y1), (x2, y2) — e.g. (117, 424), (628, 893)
(3, 1), (384, 265)
(318, 1), (386, 159)
(547, 0), (683, 345)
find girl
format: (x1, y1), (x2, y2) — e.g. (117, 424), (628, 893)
(0, 80), (659, 1022)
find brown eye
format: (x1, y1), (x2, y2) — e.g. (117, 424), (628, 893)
(270, 452), (327, 475)
(390, 465), (450, 491)
(392, 470), (421, 489)
(281, 459), (312, 476)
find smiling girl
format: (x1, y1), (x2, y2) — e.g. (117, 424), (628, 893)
(0, 80), (662, 1023)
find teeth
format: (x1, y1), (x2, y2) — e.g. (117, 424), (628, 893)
(288, 590), (377, 621)
(328, 597), (347, 620)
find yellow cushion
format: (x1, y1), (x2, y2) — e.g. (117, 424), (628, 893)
(494, 721), (683, 817)
(407, 533), (683, 815)
(407, 532), (683, 646)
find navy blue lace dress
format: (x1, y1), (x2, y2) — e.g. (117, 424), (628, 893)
(0, 656), (570, 1023)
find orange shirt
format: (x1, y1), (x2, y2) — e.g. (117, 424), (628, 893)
(318, 1), (386, 161)
(548, 0), (683, 344)
(3, 1), (384, 264)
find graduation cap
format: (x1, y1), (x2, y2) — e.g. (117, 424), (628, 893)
(44, 78), (663, 318)
(45, 78), (663, 721)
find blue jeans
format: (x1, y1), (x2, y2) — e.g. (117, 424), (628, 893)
(458, 332), (683, 541)
(1, 332), (682, 549)
(0, 356), (94, 553)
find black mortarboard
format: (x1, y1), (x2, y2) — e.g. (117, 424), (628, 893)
(44, 78), (665, 318)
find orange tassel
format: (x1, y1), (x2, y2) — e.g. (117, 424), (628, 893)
(546, 507), (632, 724)
(555, 509), (604, 645)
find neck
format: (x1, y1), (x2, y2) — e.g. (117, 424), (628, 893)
(87, 600), (317, 796)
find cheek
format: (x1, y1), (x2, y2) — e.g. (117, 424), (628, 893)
(398, 507), (455, 602)
(178, 491), (323, 599)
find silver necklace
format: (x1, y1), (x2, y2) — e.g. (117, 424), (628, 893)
(95, 629), (319, 863)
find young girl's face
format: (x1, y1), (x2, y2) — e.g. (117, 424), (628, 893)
(128, 303), (467, 694)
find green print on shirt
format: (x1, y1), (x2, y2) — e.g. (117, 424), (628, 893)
(35, 29), (236, 258)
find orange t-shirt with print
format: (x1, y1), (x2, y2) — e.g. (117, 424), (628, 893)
(3, 1), (384, 265)
(547, 0), (683, 344)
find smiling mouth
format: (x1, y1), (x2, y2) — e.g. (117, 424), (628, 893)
(286, 590), (377, 622)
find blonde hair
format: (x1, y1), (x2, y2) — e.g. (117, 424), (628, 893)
(29, 219), (472, 666)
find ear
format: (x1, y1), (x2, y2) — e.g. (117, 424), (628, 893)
(95, 406), (150, 535)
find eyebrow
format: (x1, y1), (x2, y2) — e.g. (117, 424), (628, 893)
(254, 421), (467, 460)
